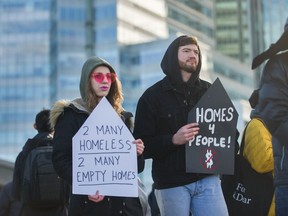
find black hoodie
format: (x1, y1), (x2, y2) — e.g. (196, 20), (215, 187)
(133, 35), (211, 189)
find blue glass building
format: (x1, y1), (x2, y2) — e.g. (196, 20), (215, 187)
(0, 0), (257, 189)
(0, 0), (55, 160)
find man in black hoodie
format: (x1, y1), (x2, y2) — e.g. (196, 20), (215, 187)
(133, 35), (228, 216)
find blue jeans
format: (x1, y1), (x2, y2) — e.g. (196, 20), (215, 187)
(154, 175), (228, 216)
(275, 185), (288, 216)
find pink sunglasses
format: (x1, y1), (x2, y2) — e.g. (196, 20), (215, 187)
(91, 72), (116, 83)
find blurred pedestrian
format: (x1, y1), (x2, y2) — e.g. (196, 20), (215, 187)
(12, 109), (69, 216)
(0, 181), (22, 216)
(252, 17), (288, 216)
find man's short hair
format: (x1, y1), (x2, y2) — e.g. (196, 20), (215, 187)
(179, 35), (199, 47)
(35, 109), (53, 133)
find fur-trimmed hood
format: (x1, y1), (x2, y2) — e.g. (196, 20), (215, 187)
(50, 98), (134, 130)
(50, 98), (89, 129)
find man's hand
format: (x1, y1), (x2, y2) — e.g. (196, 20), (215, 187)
(172, 123), (199, 145)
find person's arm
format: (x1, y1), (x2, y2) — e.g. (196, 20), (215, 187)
(0, 183), (11, 216)
(244, 119), (274, 173)
(133, 139), (145, 173)
(12, 151), (25, 200)
(52, 110), (78, 185)
(133, 96), (180, 160)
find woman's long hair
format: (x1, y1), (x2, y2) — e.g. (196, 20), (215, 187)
(85, 73), (125, 115)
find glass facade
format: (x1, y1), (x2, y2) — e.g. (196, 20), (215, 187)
(263, 0), (288, 49)
(56, 1), (87, 100)
(0, 0), (256, 191)
(167, 0), (215, 46)
(215, 0), (251, 64)
(0, 0), (54, 161)
(0, 0), (164, 162)
(216, 0), (288, 66)
(117, 0), (167, 45)
(168, 8), (214, 38)
(177, 0), (213, 18)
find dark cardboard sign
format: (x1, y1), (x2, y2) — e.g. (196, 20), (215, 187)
(185, 78), (238, 175)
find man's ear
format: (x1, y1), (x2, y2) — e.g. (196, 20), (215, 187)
(33, 123), (37, 130)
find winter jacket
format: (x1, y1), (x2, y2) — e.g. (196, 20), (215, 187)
(257, 51), (288, 186)
(12, 132), (68, 216)
(243, 118), (275, 216)
(133, 35), (211, 189)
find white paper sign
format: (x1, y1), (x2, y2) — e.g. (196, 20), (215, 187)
(72, 97), (138, 197)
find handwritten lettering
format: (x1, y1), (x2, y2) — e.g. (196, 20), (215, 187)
(94, 155), (120, 166)
(191, 135), (227, 147)
(112, 170), (136, 181)
(76, 170), (106, 182)
(96, 125), (123, 135)
(196, 107), (234, 123)
(79, 139), (131, 151)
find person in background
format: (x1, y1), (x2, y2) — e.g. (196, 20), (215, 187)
(50, 56), (145, 216)
(133, 35), (229, 216)
(12, 109), (68, 216)
(0, 181), (22, 216)
(252, 18), (288, 216)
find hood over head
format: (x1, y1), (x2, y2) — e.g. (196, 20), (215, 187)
(252, 17), (288, 69)
(160, 35), (202, 88)
(161, 35), (202, 86)
(79, 56), (116, 101)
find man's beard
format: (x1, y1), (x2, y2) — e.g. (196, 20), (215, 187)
(179, 60), (197, 73)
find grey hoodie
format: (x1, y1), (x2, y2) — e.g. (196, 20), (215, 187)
(51, 57), (117, 131)
(79, 56), (116, 101)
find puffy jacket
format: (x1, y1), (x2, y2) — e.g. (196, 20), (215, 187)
(258, 51), (288, 186)
(243, 118), (275, 216)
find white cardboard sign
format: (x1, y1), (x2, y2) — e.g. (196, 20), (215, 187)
(72, 97), (138, 197)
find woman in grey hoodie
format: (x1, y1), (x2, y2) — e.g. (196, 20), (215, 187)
(50, 56), (145, 216)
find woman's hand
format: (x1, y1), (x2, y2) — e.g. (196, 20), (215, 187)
(133, 139), (145, 156)
(88, 191), (105, 203)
